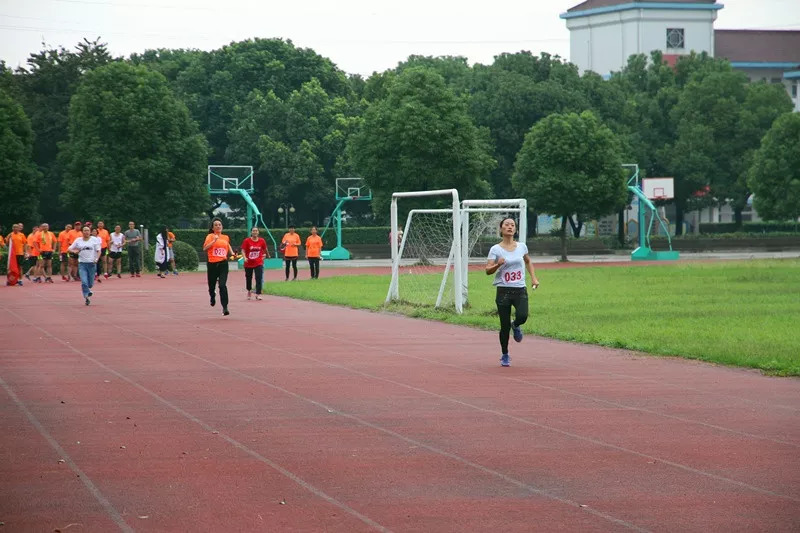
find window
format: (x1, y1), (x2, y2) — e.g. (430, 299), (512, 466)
(666, 28), (685, 49)
(770, 77), (782, 84)
(793, 83), (798, 98)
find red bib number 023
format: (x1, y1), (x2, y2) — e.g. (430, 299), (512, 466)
(503, 270), (522, 283)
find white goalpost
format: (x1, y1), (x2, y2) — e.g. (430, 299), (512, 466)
(387, 189), (463, 313)
(386, 191), (527, 314)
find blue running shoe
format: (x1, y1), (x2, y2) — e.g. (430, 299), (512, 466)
(500, 354), (510, 367)
(512, 325), (523, 343)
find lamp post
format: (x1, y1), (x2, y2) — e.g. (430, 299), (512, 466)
(277, 203), (295, 229)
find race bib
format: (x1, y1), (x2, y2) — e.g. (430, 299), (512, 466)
(212, 247), (227, 258)
(248, 250), (261, 259)
(503, 270), (523, 283)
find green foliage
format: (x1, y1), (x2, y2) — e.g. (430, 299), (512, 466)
(226, 78), (362, 225)
(172, 38), (353, 162)
(348, 67), (494, 215)
(14, 39), (113, 225)
(747, 112), (800, 222)
(59, 62), (209, 228)
(0, 88), (41, 230)
(671, 73), (792, 220)
(512, 111), (626, 260)
(264, 260), (800, 375)
(171, 240), (199, 271)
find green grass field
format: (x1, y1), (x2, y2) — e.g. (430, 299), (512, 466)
(264, 259), (800, 376)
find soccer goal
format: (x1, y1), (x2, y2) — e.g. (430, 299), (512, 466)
(386, 189), (463, 313)
(386, 191), (527, 314)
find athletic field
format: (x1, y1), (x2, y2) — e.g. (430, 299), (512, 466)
(1, 259), (799, 531)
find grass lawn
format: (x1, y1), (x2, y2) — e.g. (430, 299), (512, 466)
(263, 259), (800, 376)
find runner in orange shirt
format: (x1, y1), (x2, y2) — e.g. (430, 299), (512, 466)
(7, 224), (28, 286)
(203, 217), (235, 316)
(25, 225), (41, 282)
(96, 220), (111, 279)
(58, 224), (73, 281)
(305, 225), (323, 279)
(280, 225), (302, 281)
(34, 223), (57, 283)
(167, 228), (178, 275)
(68, 221), (83, 281)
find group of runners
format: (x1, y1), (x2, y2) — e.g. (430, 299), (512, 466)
(203, 220), (324, 316)
(5, 215), (536, 366)
(2, 220), (176, 304)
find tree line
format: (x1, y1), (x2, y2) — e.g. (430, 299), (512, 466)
(1, 37), (797, 241)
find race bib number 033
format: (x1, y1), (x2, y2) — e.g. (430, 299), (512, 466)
(503, 270), (522, 283)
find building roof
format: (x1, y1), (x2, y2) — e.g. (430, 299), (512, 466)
(567, 0), (716, 13)
(715, 30), (800, 65)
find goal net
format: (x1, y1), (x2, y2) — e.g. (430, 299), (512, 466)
(386, 192), (526, 313)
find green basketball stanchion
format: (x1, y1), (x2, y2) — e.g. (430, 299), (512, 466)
(320, 178), (372, 260)
(207, 165), (283, 270)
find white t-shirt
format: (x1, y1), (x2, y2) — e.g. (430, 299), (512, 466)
(488, 242), (528, 288)
(110, 232), (125, 252)
(69, 236), (101, 263)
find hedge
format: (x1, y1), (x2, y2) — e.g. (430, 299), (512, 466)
(700, 222), (800, 234)
(174, 227), (392, 252)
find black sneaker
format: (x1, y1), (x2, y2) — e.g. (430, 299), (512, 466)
(88, 291), (93, 297)
(210, 295), (216, 307)
(85, 298), (90, 306)
(223, 308), (230, 316)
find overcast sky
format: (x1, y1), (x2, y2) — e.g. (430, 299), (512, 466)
(1, 0), (799, 76)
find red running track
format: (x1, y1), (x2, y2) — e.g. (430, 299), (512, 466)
(1, 272), (799, 532)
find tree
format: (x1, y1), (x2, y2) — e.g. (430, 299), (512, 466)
(13, 39), (113, 225)
(747, 112), (800, 223)
(671, 73), (792, 227)
(172, 38), (353, 162)
(59, 62), (209, 227)
(0, 88), (41, 230)
(512, 111), (627, 261)
(226, 78), (362, 225)
(348, 67), (494, 217)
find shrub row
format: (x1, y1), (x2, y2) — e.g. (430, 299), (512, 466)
(174, 227), (392, 252)
(700, 222), (800, 234)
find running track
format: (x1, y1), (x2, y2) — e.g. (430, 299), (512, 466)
(1, 271), (798, 532)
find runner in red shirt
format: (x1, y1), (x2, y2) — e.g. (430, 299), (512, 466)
(240, 227), (268, 300)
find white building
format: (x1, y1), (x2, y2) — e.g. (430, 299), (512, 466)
(561, 0), (800, 111)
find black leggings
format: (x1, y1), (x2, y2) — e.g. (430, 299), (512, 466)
(308, 258), (320, 279)
(284, 257), (298, 279)
(245, 266), (263, 294)
(496, 287), (529, 354)
(207, 260), (229, 308)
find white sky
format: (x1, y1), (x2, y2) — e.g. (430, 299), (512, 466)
(1, 0), (799, 76)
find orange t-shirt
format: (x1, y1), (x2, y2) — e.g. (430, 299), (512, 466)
(58, 230), (73, 252)
(9, 233), (27, 255)
(281, 232), (301, 258)
(305, 235), (323, 258)
(35, 231), (56, 252)
(97, 228), (110, 248)
(204, 233), (230, 263)
(167, 231), (175, 248)
(0, 235), (4, 248)
(68, 229), (81, 245)
(27, 233), (39, 257)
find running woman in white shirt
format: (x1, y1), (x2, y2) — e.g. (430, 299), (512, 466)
(108, 225), (125, 278)
(68, 225), (102, 305)
(485, 217), (539, 367)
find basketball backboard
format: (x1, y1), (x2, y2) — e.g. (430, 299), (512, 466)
(643, 177), (674, 200)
